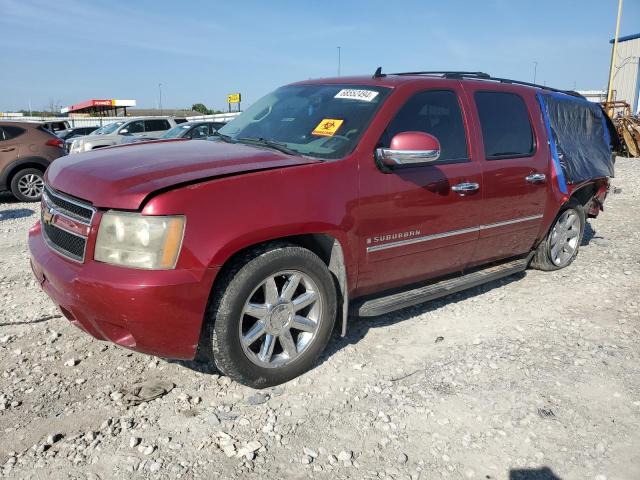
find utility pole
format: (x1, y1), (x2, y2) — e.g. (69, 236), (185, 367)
(607, 0), (623, 103)
(337, 46), (341, 77)
(158, 83), (163, 115)
(533, 61), (538, 84)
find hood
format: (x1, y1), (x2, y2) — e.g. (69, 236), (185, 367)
(46, 139), (319, 210)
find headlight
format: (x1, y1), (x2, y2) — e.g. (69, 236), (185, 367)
(83, 142), (93, 151)
(95, 212), (185, 269)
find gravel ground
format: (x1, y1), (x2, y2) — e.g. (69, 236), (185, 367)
(0, 157), (638, 480)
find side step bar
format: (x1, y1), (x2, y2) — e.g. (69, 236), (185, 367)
(352, 254), (533, 317)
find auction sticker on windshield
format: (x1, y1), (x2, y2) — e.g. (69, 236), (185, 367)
(334, 89), (379, 102)
(312, 118), (344, 137)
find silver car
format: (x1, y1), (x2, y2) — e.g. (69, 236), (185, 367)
(69, 117), (177, 153)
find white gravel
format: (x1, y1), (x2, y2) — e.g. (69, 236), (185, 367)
(0, 158), (638, 479)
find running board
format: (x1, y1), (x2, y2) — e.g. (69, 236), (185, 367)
(352, 254), (532, 317)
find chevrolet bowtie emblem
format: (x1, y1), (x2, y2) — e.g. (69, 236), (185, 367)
(42, 207), (55, 226)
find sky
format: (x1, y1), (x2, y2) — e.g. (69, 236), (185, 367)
(1, 0), (639, 112)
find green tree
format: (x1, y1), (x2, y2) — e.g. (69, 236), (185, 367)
(191, 103), (211, 115)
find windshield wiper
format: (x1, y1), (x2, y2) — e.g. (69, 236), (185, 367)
(237, 137), (299, 156)
(210, 130), (234, 143)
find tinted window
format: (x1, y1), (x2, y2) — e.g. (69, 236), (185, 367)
(125, 121), (144, 134)
(189, 125), (209, 139)
(2, 126), (26, 140)
(381, 90), (468, 162)
(144, 119), (170, 131)
(474, 92), (534, 159)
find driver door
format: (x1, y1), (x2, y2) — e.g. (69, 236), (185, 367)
(356, 86), (483, 296)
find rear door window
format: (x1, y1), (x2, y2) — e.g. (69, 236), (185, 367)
(380, 90), (469, 162)
(474, 92), (534, 159)
(1, 126), (26, 140)
(144, 120), (170, 132)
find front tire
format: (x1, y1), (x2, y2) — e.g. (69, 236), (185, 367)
(203, 244), (337, 388)
(10, 168), (44, 202)
(531, 199), (585, 271)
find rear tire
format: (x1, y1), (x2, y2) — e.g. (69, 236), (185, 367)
(202, 243), (337, 388)
(531, 199), (585, 271)
(10, 168), (44, 202)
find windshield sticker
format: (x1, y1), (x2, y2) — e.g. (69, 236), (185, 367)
(334, 89), (379, 102)
(312, 118), (344, 137)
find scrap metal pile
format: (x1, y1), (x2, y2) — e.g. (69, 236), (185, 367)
(602, 101), (640, 157)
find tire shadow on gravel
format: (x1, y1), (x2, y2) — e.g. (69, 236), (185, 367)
(509, 466), (562, 479)
(0, 192), (21, 204)
(0, 208), (35, 221)
(582, 221), (597, 246)
(318, 271), (527, 366)
(172, 272), (527, 381)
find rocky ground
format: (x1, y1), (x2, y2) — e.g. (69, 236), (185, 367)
(0, 158), (639, 480)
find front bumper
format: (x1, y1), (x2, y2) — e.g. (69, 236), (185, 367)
(28, 221), (219, 360)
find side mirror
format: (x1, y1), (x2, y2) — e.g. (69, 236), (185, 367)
(375, 131), (441, 168)
(120, 129), (129, 135)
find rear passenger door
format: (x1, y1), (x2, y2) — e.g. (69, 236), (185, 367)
(462, 86), (549, 266)
(0, 126), (24, 164)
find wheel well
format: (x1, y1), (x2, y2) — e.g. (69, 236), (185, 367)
(6, 162), (46, 186)
(211, 234), (349, 334)
(570, 183), (598, 207)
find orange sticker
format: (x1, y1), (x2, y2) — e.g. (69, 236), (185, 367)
(312, 118), (344, 137)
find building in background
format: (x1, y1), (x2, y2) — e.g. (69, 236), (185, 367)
(61, 99), (136, 116)
(577, 90), (607, 103)
(609, 33), (640, 113)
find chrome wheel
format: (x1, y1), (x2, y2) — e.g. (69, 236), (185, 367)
(239, 270), (322, 368)
(549, 209), (581, 267)
(17, 173), (44, 200)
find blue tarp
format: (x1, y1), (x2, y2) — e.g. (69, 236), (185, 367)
(537, 92), (614, 193)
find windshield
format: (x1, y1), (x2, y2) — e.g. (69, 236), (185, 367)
(162, 124), (192, 139)
(218, 84), (390, 159)
(92, 121), (126, 135)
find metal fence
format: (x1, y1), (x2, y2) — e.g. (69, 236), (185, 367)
(0, 112), (241, 128)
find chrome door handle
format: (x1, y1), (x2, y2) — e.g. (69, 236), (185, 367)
(525, 173), (546, 184)
(451, 182), (480, 195)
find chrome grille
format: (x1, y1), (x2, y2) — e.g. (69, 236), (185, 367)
(41, 186), (95, 263)
(43, 222), (86, 261)
(43, 186), (94, 224)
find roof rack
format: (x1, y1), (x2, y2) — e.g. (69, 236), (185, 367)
(371, 67), (584, 99)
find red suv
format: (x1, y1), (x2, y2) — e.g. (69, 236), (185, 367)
(28, 71), (614, 387)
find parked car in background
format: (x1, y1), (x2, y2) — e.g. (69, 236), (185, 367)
(41, 120), (71, 134)
(59, 127), (100, 153)
(57, 126), (99, 141)
(0, 121), (65, 201)
(123, 121), (226, 144)
(29, 71), (615, 387)
(68, 117), (177, 153)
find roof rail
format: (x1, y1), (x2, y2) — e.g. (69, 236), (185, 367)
(389, 71), (491, 79)
(372, 67), (585, 99)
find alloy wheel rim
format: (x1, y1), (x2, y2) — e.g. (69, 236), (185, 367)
(239, 270), (322, 368)
(549, 209), (580, 266)
(17, 174), (44, 199)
